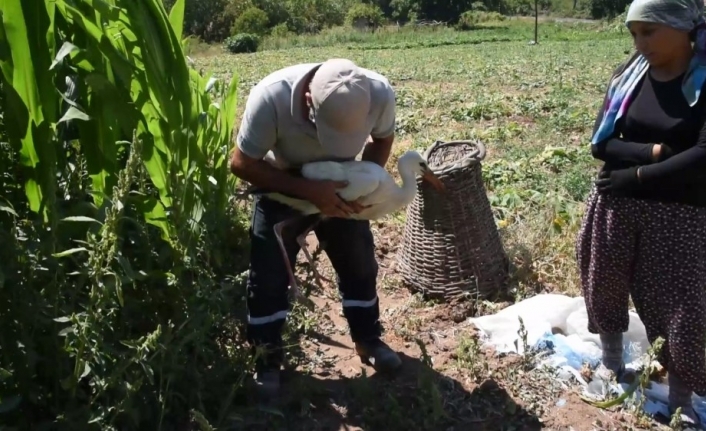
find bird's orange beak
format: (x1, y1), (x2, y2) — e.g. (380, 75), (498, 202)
(421, 170), (445, 193)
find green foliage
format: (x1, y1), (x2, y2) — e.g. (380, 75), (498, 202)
(283, 0), (352, 33)
(270, 22), (292, 37)
(401, 0), (476, 23)
(258, 17), (611, 51)
(0, 0), (249, 429)
(590, 0), (631, 20)
(159, 0), (625, 44)
(165, 0), (239, 42)
(389, 0), (419, 22)
(232, 6), (269, 36)
(456, 10), (506, 30)
(385, 0), (545, 23)
(0, 81), (5, 143)
(225, 33), (261, 53)
(602, 2), (629, 33)
(483, 146), (593, 230)
(345, 3), (386, 28)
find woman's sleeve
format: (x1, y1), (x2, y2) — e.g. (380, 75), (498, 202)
(590, 57), (656, 165)
(637, 111), (706, 186)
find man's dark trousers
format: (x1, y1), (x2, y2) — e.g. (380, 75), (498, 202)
(245, 195), (383, 368)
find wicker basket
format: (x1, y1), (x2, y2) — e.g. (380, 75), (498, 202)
(396, 139), (509, 301)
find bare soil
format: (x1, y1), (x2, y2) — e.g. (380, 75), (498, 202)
(228, 218), (675, 431)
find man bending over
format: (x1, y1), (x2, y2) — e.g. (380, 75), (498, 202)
(229, 58), (402, 400)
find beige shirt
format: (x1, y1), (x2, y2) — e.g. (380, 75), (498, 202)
(235, 62), (396, 169)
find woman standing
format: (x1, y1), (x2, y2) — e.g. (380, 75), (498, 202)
(577, 0), (706, 427)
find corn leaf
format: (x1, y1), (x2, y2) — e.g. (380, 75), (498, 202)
(0, 0), (59, 220)
(168, 0), (186, 42)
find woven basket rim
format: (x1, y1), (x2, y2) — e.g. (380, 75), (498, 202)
(424, 139), (487, 175)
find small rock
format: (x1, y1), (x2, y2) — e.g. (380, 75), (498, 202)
(556, 398), (566, 407)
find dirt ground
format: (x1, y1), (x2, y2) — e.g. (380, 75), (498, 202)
(232, 218), (672, 431)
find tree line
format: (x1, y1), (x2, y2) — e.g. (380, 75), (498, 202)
(162, 0), (631, 43)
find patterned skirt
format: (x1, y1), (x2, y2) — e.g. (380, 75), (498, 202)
(576, 186), (706, 395)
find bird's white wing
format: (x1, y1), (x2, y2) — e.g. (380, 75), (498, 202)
(302, 160), (386, 202)
(301, 161), (347, 182)
(265, 193), (320, 214)
(337, 161), (388, 202)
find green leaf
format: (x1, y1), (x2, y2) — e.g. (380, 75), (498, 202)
(80, 362), (91, 379)
(168, 0), (185, 41)
(58, 105), (90, 123)
(0, 0), (59, 220)
(50, 41), (78, 70)
(0, 199), (17, 217)
(58, 326), (74, 336)
(257, 405), (285, 417)
(0, 368), (12, 381)
(52, 247), (88, 258)
(60, 215), (102, 224)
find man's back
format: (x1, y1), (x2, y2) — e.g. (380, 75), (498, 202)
(236, 62), (396, 169)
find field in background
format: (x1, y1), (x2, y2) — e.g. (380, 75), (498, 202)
(188, 15), (627, 54)
(187, 18), (659, 431)
(199, 18), (630, 299)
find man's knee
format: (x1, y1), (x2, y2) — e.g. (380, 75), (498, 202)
(247, 197), (297, 288)
(247, 265), (290, 296)
(246, 198), (296, 322)
(324, 219), (378, 281)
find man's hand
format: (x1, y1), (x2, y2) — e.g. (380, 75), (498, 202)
(303, 180), (370, 218)
(595, 167), (642, 196)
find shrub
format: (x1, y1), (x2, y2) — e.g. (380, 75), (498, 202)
(270, 22), (292, 37)
(225, 33), (261, 53)
(456, 10), (506, 30)
(164, 0), (238, 42)
(232, 6), (270, 36)
(590, 0), (631, 19)
(345, 3), (385, 29)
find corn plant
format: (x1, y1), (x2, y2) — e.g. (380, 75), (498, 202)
(0, 0), (248, 429)
(0, 0), (238, 243)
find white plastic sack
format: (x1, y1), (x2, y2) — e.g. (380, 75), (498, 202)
(469, 294), (706, 423)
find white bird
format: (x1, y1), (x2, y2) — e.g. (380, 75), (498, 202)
(247, 150), (445, 310)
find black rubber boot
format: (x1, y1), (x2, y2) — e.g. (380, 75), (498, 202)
(354, 338), (402, 373)
(254, 367), (281, 402)
(252, 343), (283, 404)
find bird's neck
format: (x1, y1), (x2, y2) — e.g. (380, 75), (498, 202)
(398, 166), (419, 206)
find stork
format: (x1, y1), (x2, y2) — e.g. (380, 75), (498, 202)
(247, 150), (445, 310)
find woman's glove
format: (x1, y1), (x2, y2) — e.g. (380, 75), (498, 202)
(594, 167), (642, 196)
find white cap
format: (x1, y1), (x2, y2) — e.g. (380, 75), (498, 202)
(309, 59), (371, 158)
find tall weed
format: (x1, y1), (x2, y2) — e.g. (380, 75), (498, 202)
(0, 0), (250, 429)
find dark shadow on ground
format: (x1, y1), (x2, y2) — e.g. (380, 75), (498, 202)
(228, 352), (543, 431)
